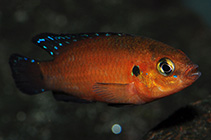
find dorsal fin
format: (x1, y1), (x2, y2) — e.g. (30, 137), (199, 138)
(31, 32), (132, 56)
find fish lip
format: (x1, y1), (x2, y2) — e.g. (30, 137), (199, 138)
(185, 64), (201, 80)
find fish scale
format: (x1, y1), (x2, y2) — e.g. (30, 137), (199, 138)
(39, 36), (134, 100)
(9, 32), (201, 105)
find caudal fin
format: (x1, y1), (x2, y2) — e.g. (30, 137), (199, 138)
(9, 54), (47, 95)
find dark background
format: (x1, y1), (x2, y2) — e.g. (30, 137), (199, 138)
(0, 0), (210, 140)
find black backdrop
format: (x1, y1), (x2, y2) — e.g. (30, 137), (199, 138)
(0, 0), (210, 140)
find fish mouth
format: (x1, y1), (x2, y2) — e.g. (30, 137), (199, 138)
(185, 64), (201, 80)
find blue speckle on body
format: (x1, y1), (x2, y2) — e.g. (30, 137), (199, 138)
(48, 36), (54, 40)
(50, 52), (54, 55)
(41, 89), (45, 92)
(82, 34), (88, 37)
(106, 33), (110, 36)
(59, 43), (62, 46)
(43, 46), (47, 49)
(131, 72), (134, 76)
(146, 73), (148, 75)
(54, 46), (58, 50)
(95, 33), (99, 36)
(173, 75), (177, 78)
(65, 36), (71, 39)
(73, 39), (77, 42)
(37, 38), (45, 43)
(24, 58), (28, 61)
(31, 59), (35, 63)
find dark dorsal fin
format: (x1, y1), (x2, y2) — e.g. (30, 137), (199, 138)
(32, 32), (132, 56)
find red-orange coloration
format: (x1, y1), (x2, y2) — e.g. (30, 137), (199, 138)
(9, 33), (201, 105)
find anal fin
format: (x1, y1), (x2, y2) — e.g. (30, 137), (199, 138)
(53, 91), (92, 103)
(108, 103), (134, 107)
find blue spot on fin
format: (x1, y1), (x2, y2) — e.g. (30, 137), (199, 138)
(32, 32), (133, 56)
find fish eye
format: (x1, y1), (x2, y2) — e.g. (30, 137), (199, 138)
(157, 58), (175, 76)
(132, 65), (140, 77)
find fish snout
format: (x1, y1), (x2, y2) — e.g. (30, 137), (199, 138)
(185, 64), (201, 81)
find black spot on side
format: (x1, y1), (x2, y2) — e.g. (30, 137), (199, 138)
(132, 65), (140, 76)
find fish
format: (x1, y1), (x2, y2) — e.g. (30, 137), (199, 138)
(9, 32), (201, 105)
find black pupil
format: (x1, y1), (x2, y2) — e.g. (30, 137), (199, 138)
(132, 65), (140, 76)
(161, 63), (172, 74)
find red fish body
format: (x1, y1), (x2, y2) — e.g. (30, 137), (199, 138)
(9, 33), (201, 105)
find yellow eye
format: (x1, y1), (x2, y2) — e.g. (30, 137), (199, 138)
(157, 58), (175, 76)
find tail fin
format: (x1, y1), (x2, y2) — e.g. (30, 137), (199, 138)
(9, 54), (47, 95)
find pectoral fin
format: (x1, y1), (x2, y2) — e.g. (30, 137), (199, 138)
(93, 83), (137, 104)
